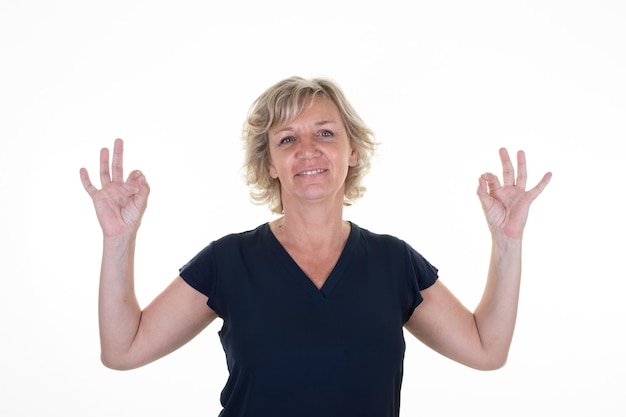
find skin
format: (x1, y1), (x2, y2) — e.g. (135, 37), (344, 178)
(80, 99), (551, 372)
(266, 97), (357, 289)
(80, 140), (217, 370)
(406, 148), (552, 369)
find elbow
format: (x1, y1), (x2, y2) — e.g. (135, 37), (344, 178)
(472, 352), (509, 371)
(477, 360), (507, 371)
(100, 352), (137, 371)
(100, 354), (126, 371)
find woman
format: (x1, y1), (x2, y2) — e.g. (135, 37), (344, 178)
(80, 76), (551, 416)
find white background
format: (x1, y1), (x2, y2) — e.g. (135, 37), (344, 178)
(1, 1), (624, 416)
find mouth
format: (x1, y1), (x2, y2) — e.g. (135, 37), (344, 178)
(296, 168), (327, 177)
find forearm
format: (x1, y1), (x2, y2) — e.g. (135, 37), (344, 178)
(473, 236), (523, 367)
(98, 233), (142, 368)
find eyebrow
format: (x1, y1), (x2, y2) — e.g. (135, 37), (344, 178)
(272, 120), (338, 136)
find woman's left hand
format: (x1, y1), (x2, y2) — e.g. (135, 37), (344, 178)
(477, 148), (552, 240)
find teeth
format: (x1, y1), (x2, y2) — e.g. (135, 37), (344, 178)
(299, 169), (325, 176)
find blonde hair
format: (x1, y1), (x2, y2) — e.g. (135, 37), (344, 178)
(242, 76), (377, 214)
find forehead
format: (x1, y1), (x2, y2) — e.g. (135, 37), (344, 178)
(302, 95), (341, 116)
(273, 95), (343, 130)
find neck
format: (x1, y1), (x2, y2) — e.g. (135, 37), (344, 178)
(272, 204), (348, 250)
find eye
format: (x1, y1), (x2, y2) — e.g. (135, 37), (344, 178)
(279, 136), (296, 145)
(319, 130), (333, 138)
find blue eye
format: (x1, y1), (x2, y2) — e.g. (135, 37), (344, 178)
(280, 136), (296, 145)
(319, 130), (333, 137)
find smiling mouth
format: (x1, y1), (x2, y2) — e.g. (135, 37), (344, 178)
(296, 169), (327, 176)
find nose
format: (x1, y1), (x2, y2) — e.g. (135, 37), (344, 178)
(296, 135), (320, 159)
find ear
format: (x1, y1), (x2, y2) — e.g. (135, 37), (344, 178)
(348, 148), (358, 167)
(269, 163), (278, 179)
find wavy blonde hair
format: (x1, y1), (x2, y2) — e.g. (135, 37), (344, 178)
(242, 76), (378, 214)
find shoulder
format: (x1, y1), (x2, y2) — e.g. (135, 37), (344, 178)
(181, 223), (269, 267)
(351, 222), (438, 275)
(351, 222), (409, 253)
(211, 223), (270, 249)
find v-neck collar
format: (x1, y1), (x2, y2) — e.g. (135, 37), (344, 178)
(264, 221), (358, 300)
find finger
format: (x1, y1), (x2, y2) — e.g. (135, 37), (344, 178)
(477, 174), (502, 213)
(126, 170), (149, 193)
(481, 172), (503, 194)
(476, 175), (491, 208)
(137, 171), (150, 198)
(499, 148), (515, 187)
(527, 171), (552, 202)
(99, 146), (111, 186)
(79, 168), (98, 196)
(124, 170), (151, 213)
(516, 150), (528, 190)
(132, 170), (150, 199)
(111, 138), (124, 183)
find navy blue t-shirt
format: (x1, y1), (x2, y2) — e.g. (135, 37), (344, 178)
(179, 222), (438, 417)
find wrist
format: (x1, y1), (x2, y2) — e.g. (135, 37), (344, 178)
(102, 231), (138, 250)
(491, 232), (523, 252)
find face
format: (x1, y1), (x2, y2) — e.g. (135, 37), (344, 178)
(267, 96), (357, 209)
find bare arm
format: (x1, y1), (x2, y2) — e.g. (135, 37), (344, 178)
(405, 148), (551, 370)
(81, 139), (217, 370)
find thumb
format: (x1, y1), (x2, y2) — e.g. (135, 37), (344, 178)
(131, 170), (150, 199)
(124, 170), (150, 200)
(476, 175), (493, 211)
(134, 170), (149, 192)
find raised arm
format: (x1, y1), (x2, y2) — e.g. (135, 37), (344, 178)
(405, 148), (551, 370)
(80, 139), (217, 370)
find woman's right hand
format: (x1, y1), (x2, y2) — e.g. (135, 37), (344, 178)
(80, 139), (150, 238)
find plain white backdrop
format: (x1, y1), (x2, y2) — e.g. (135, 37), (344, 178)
(1, 1), (624, 416)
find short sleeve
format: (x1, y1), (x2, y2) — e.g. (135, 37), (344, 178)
(179, 243), (217, 305)
(405, 244), (439, 320)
